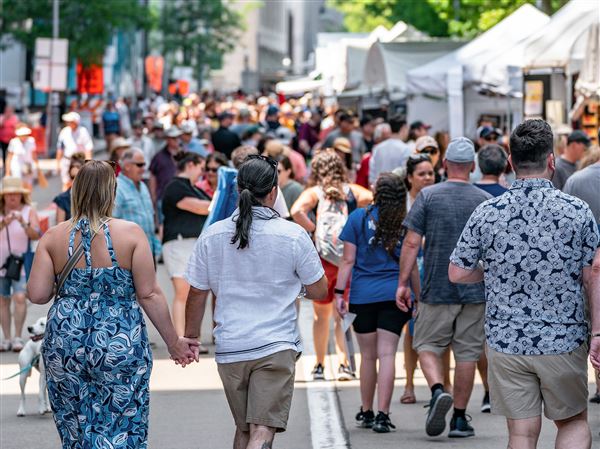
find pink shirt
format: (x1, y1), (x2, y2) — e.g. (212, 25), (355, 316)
(0, 114), (18, 144)
(0, 205), (31, 276)
(287, 149), (307, 183)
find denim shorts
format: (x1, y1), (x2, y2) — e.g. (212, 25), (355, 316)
(0, 275), (27, 297)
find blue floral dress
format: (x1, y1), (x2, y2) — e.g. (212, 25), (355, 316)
(43, 218), (153, 448)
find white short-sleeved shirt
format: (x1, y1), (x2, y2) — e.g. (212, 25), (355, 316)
(57, 125), (93, 158)
(185, 207), (324, 364)
(8, 137), (36, 177)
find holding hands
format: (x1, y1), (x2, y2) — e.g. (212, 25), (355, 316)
(168, 336), (201, 368)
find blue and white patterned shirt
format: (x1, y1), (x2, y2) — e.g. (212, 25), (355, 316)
(114, 173), (161, 256)
(450, 178), (599, 355)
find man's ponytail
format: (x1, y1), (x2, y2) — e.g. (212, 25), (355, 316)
(230, 156), (278, 249)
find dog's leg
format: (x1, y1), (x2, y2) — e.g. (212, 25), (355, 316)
(38, 357), (51, 414)
(17, 371), (27, 417)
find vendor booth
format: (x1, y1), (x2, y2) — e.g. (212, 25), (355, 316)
(406, 4), (550, 139)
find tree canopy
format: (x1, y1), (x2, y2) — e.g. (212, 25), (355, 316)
(158, 0), (243, 77)
(328, 0), (569, 37)
(0, 0), (151, 65)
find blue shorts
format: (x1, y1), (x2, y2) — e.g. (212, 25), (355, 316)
(0, 275), (27, 297)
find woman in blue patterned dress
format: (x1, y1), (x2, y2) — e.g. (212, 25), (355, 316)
(27, 160), (198, 448)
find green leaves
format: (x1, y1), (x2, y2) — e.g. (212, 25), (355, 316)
(0, 0), (150, 65)
(327, 0), (568, 38)
(158, 0), (242, 73)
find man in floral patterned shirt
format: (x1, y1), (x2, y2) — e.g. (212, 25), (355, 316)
(449, 119), (600, 449)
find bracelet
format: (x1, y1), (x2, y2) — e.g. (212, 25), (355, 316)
(334, 288), (345, 295)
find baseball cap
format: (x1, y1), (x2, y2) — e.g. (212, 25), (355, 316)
(181, 122), (197, 134)
(266, 105), (279, 116)
(218, 111), (234, 121)
(62, 112), (80, 123)
(410, 120), (431, 131)
(445, 137), (475, 163)
(165, 127), (182, 138)
(415, 135), (439, 153)
(478, 126), (501, 140)
(276, 126), (294, 145)
(332, 137), (352, 154)
(567, 130), (591, 146)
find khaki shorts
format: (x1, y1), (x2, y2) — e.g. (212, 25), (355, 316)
(412, 303), (485, 362)
(217, 349), (297, 432)
(487, 343), (588, 421)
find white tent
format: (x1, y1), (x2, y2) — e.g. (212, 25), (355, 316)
(406, 4), (550, 138)
(407, 4), (549, 97)
(523, 0), (599, 73)
(363, 41), (466, 94)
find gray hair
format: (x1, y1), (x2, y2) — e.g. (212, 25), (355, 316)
(120, 147), (145, 164)
(374, 123), (391, 142)
(478, 144), (508, 176)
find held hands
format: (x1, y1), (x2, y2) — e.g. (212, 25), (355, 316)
(168, 336), (201, 368)
(395, 284), (412, 312)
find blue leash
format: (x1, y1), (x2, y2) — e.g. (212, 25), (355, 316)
(3, 354), (40, 380)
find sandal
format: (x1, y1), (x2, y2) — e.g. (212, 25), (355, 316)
(400, 390), (416, 404)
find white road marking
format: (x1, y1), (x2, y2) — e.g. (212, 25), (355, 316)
(298, 299), (351, 449)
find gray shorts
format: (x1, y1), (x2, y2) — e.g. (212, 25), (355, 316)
(412, 303), (485, 362)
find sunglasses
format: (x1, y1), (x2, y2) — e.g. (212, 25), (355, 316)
(246, 154), (278, 187)
(132, 162), (145, 168)
(420, 147), (439, 155)
(205, 167), (219, 173)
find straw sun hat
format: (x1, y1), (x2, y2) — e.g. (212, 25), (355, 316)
(0, 177), (32, 204)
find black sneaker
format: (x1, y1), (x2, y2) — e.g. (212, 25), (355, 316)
(312, 363), (325, 381)
(425, 390), (453, 437)
(337, 364), (355, 381)
(355, 407), (375, 428)
(448, 415), (475, 438)
(590, 392), (600, 404)
(481, 391), (491, 413)
(372, 411), (396, 433)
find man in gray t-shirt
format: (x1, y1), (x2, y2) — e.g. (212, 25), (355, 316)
(552, 130), (590, 190)
(397, 137), (491, 439)
(564, 161), (600, 223)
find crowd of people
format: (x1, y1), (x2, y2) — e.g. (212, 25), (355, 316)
(0, 91), (599, 449)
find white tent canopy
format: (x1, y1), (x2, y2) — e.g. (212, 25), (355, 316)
(407, 4), (550, 96)
(523, 0), (599, 72)
(363, 41), (465, 94)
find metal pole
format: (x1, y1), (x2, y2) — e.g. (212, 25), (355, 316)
(47, 0), (60, 158)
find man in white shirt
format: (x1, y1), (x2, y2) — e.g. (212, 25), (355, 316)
(369, 116), (411, 186)
(56, 112), (93, 190)
(184, 156), (327, 449)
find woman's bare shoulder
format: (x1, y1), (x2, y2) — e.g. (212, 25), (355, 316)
(108, 218), (145, 238)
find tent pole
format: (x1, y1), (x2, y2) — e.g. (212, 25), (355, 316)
(565, 68), (572, 123)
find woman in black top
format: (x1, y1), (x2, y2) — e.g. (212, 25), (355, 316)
(162, 152), (211, 351)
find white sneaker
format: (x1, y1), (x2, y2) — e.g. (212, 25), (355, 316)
(0, 339), (11, 352)
(11, 337), (24, 352)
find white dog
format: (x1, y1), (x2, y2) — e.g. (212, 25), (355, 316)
(17, 317), (51, 417)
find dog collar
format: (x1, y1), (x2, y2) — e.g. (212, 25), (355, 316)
(30, 335), (44, 342)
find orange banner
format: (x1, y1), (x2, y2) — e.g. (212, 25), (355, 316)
(145, 56), (164, 93)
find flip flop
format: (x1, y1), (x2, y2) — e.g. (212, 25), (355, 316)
(400, 390), (416, 404)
